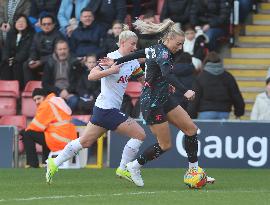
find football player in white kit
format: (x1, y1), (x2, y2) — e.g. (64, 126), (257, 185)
(46, 30), (146, 184)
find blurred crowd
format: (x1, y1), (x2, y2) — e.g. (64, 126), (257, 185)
(0, 0), (256, 118)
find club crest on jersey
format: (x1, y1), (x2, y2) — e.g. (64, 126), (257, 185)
(162, 50), (168, 59)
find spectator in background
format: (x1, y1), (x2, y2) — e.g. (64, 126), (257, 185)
(87, 0), (126, 31)
(1, 14), (34, 90)
(70, 8), (106, 58)
(135, 11), (164, 49)
(103, 21), (123, 54)
(183, 24), (209, 71)
(21, 88), (77, 168)
(0, 0), (31, 47)
(160, 0), (191, 27)
(76, 54), (100, 114)
(239, 0), (252, 24)
(190, 0), (230, 51)
(57, 0), (90, 37)
(29, 0), (61, 25)
(171, 52), (196, 110)
(23, 14), (63, 84)
(42, 40), (82, 112)
(188, 51), (245, 119)
(250, 69), (270, 120)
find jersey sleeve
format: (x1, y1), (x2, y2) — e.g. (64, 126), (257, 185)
(115, 49), (146, 64)
(156, 49), (188, 93)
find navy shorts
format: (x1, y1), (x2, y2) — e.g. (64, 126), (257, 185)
(90, 106), (128, 130)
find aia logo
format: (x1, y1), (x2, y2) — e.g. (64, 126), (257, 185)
(117, 75), (129, 83)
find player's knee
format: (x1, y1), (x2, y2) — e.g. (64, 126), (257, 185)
(183, 123), (198, 136)
(136, 129), (146, 141)
(159, 142), (172, 151)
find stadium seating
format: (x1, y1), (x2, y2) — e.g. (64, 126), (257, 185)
(0, 115), (27, 153)
(0, 80), (20, 116)
(21, 81), (42, 117)
(125, 81), (143, 106)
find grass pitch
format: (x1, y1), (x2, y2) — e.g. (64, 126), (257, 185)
(0, 168), (269, 205)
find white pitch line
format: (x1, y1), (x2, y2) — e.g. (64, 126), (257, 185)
(0, 189), (269, 203)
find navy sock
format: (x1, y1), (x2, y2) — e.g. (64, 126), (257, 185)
(137, 143), (165, 165)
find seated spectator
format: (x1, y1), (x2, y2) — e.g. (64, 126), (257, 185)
(20, 88), (77, 168)
(0, 0), (31, 47)
(160, 0), (191, 26)
(42, 40), (82, 112)
(87, 0), (126, 31)
(29, 0), (61, 26)
(190, 0), (230, 51)
(57, 0), (90, 37)
(1, 14), (34, 90)
(70, 8), (106, 58)
(103, 21), (123, 54)
(250, 69), (270, 120)
(188, 51), (245, 119)
(76, 54), (100, 114)
(183, 24), (209, 71)
(171, 52), (196, 110)
(23, 14), (64, 84)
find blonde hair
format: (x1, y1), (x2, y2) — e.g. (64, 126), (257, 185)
(133, 18), (184, 42)
(117, 29), (138, 47)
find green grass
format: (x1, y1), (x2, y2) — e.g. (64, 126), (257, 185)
(0, 168), (269, 205)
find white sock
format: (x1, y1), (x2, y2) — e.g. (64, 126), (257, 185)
(54, 138), (83, 167)
(119, 139), (143, 170)
(132, 159), (143, 169)
(189, 161), (198, 170)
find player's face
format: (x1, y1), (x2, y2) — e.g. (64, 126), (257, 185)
(123, 37), (138, 54)
(168, 35), (185, 54)
(33, 95), (45, 107)
(112, 23), (122, 37)
(55, 42), (69, 61)
(85, 56), (97, 70)
(80, 11), (94, 27)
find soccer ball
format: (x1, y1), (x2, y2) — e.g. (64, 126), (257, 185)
(184, 167), (207, 189)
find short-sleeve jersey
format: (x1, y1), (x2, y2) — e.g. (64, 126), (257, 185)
(95, 50), (143, 109)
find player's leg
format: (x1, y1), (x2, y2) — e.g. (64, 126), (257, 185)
(127, 121), (172, 187)
(46, 122), (106, 184)
(167, 105), (215, 184)
(115, 118), (145, 181)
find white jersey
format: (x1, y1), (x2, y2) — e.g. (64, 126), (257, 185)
(95, 50), (141, 109)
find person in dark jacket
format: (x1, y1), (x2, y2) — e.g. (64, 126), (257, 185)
(23, 14), (64, 84)
(188, 51), (245, 119)
(76, 54), (100, 114)
(171, 52), (196, 110)
(30, 0), (61, 21)
(1, 14), (34, 90)
(86, 0), (126, 31)
(160, 0), (191, 26)
(190, 0), (230, 51)
(103, 21), (123, 54)
(42, 40), (83, 111)
(70, 8), (106, 58)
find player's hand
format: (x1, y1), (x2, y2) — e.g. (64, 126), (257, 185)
(184, 90), (195, 101)
(98, 57), (114, 67)
(109, 62), (121, 74)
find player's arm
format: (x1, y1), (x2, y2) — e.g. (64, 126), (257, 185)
(99, 49), (146, 67)
(88, 62), (121, 80)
